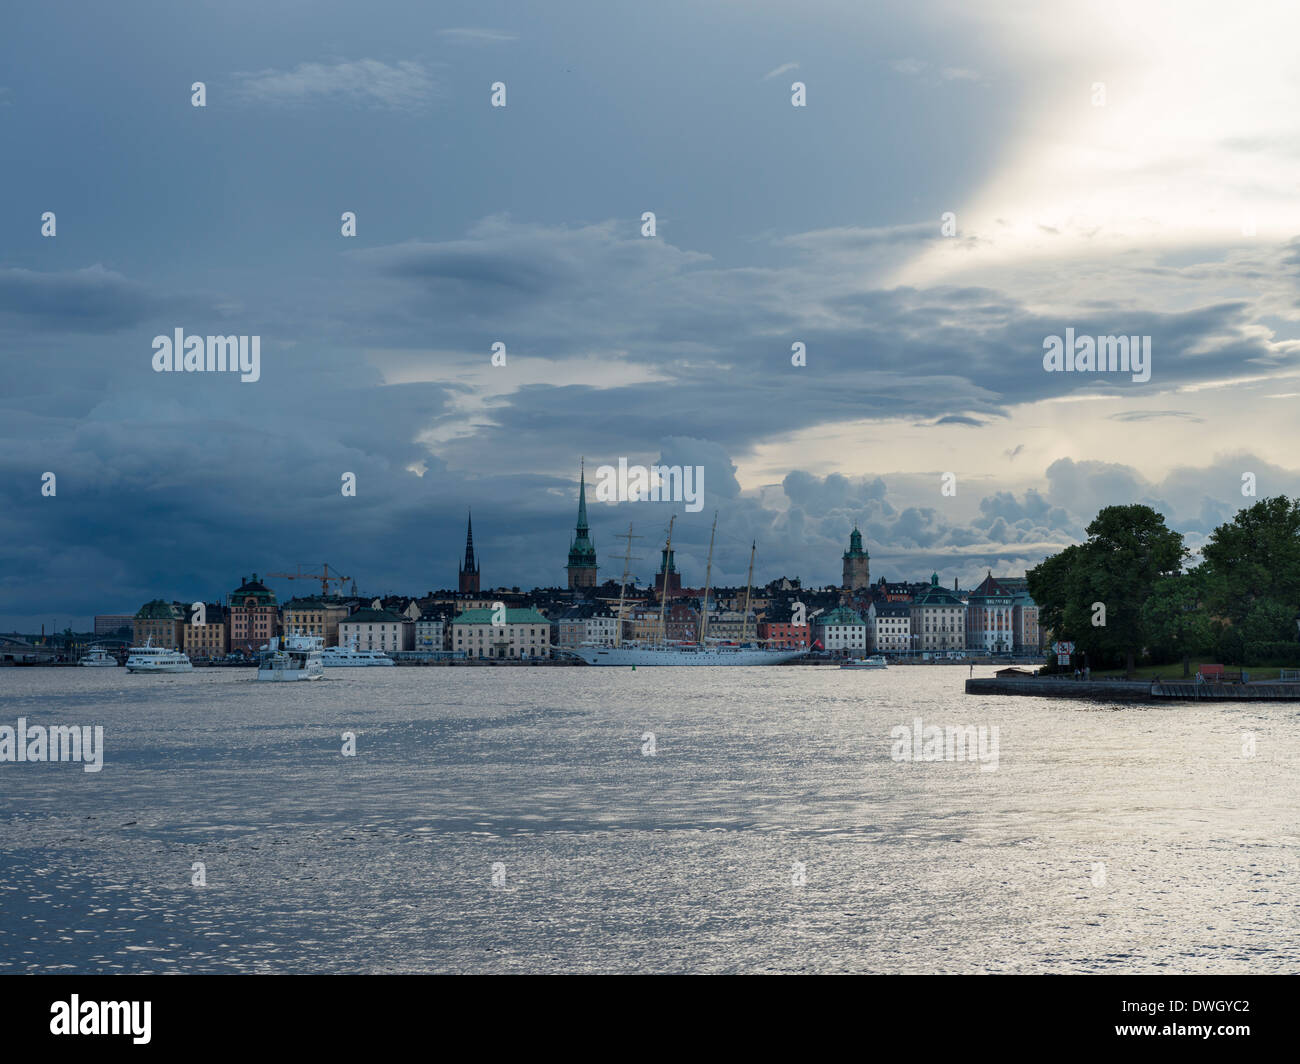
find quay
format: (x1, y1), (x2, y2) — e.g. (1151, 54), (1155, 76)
(966, 677), (1300, 701)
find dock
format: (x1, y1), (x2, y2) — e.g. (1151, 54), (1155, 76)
(966, 677), (1300, 702)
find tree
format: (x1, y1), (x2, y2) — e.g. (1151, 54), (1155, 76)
(1200, 497), (1300, 626)
(1141, 572), (1214, 676)
(1027, 505), (1186, 677)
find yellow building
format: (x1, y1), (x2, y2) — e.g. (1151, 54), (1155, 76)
(133, 600), (184, 649)
(281, 597), (351, 646)
(182, 604), (229, 660)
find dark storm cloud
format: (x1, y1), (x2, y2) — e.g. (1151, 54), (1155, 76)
(0, 266), (165, 333)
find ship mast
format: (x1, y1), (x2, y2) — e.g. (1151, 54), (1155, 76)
(699, 511), (717, 644)
(740, 540), (756, 644)
(613, 524), (640, 649)
(657, 515), (675, 646)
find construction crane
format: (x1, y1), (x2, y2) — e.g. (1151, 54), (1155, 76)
(267, 563), (352, 597)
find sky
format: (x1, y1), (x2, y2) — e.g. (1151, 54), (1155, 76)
(3, 0), (1299, 630)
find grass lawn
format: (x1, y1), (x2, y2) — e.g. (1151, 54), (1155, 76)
(1086, 664), (1296, 681)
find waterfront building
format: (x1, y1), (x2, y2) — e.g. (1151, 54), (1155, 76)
(182, 603), (229, 659)
(339, 608), (414, 653)
(133, 599), (185, 649)
(228, 574), (278, 655)
(554, 602), (620, 648)
(910, 573), (967, 653)
(813, 605), (868, 656)
(757, 608), (812, 650)
(966, 571), (1016, 654)
(565, 461), (598, 591)
(281, 596), (351, 646)
(93, 614), (135, 636)
(458, 512), (481, 594)
(451, 607), (551, 660)
(626, 602), (699, 643)
(415, 608), (454, 652)
(842, 527), (871, 590)
(998, 577), (1043, 655)
(705, 608), (758, 643)
(867, 601), (912, 654)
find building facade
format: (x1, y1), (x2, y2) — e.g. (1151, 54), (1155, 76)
(338, 608), (415, 653)
(182, 604), (229, 659)
(814, 605), (868, 656)
(94, 614), (135, 636)
(228, 574), (278, 654)
(415, 610), (452, 652)
(451, 607), (551, 659)
(966, 572), (1016, 654)
(281, 597), (351, 646)
(867, 601), (912, 654)
(910, 573), (967, 653)
(554, 603), (619, 648)
(133, 600), (185, 649)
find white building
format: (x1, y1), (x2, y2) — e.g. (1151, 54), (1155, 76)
(452, 607), (552, 660)
(813, 606), (868, 655)
(338, 608), (415, 652)
(414, 611), (450, 652)
(867, 601), (911, 654)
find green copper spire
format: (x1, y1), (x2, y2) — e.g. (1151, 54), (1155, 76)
(567, 458), (597, 588)
(576, 456), (589, 533)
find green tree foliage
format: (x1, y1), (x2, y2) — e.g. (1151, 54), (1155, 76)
(1141, 572), (1214, 676)
(1200, 497), (1300, 626)
(1028, 504), (1186, 676)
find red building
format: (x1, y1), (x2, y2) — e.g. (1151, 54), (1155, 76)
(758, 619), (812, 650)
(228, 574), (278, 654)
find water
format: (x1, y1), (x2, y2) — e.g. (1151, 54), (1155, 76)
(1, 666), (1296, 973)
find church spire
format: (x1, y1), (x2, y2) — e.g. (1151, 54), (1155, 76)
(458, 510), (480, 593)
(576, 457), (589, 532)
(566, 459), (598, 591)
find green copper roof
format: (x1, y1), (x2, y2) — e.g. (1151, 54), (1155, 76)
(135, 598), (182, 620)
(568, 460), (597, 568)
(843, 526), (868, 558)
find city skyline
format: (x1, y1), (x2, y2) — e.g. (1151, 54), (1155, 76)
(5, 0), (1299, 629)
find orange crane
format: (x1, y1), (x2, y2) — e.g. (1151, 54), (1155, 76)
(267, 563), (352, 597)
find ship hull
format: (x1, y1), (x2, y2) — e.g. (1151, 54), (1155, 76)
(572, 645), (805, 666)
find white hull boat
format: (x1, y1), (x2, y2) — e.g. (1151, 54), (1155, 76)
(320, 642), (394, 667)
(79, 648), (118, 668)
(125, 638), (194, 673)
(258, 633), (325, 681)
(839, 655), (888, 670)
(573, 642), (804, 666)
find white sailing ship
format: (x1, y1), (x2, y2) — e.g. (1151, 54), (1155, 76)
(125, 638), (194, 673)
(572, 515), (805, 667)
(257, 633), (325, 681)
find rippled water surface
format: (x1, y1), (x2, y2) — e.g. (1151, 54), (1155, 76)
(1, 666), (1296, 973)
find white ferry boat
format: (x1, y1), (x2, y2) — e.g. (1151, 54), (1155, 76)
(125, 638), (194, 673)
(839, 655), (888, 670)
(79, 647), (118, 668)
(257, 633), (325, 682)
(320, 640), (394, 667)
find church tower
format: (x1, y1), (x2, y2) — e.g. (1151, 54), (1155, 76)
(566, 460), (598, 591)
(842, 525), (870, 590)
(458, 511), (481, 594)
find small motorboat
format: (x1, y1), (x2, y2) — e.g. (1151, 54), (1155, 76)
(839, 655), (888, 669)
